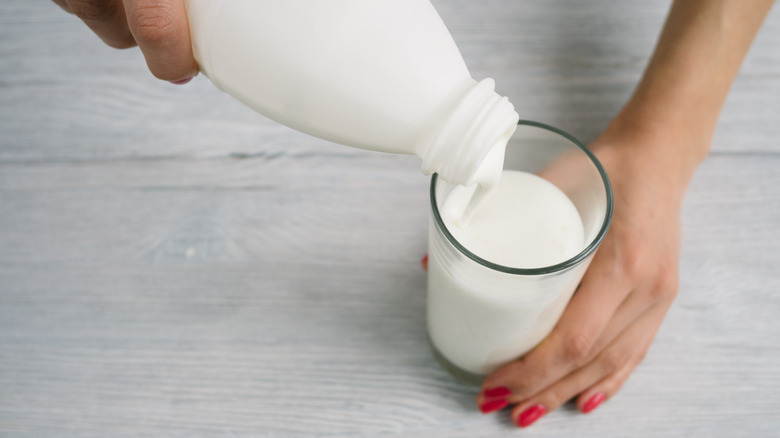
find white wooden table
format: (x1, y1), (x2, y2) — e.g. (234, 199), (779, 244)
(2, 1), (779, 436)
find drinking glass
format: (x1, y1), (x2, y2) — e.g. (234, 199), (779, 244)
(427, 120), (613, 384)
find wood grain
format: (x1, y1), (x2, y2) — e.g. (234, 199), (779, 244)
(1, 0), (779, 437)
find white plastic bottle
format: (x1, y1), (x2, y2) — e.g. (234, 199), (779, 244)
(184, 0), (519, 187)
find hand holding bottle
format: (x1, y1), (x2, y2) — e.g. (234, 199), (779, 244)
(51, 0), (198, 83)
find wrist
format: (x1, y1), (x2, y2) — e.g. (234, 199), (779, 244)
(590, 112), (707, 198)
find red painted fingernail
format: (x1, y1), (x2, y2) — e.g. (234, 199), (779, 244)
(479, 398), (509, 414)
(482, 386), (512, 399)
(581, 392), (606, 414)
(517, 404), (546, 428)
(170, 77), (193, 85)
(421, 254), (428, 271)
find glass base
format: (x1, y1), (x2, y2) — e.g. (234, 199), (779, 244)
(429, 339), (486, 386)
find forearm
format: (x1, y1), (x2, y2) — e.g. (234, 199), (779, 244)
(609, 0), (774, 179)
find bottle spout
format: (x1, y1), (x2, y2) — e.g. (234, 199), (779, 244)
(421, 78), (519, 186)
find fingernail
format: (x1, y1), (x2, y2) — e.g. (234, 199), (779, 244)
(517, 404), (546, 428)
(479, 398), (508, 414)
(421, 254), (428, 271)
(581, 392), (606, 414)
(170, 77), (193, 85)
(482, 386), (512, 399)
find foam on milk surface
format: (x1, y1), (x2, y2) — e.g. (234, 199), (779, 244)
(441, 170), (584, 269)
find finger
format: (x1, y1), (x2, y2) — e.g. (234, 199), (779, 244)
(478, 279), (671, 408)
(574, 298), (675, 414)
(574, 272), (677, 367)
(123, 0), (198, 82)
(480, 239), (640, 400)
(476, 283), (647, 409)
(557, 245), (678, 373)
(507, 300), (668, 427)
(476, 277), (676, 409)
(64, 0), (136, 49)
(52, 0), (73, 13)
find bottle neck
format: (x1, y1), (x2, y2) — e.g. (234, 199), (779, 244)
(421, 78), (519, 186)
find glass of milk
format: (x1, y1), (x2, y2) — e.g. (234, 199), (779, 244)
(427, 120), (613, 384)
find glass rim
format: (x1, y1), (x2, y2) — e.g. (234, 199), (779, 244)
(430, 119), (614, 276)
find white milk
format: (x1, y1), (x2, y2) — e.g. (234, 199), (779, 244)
(428, 170), (586, 376)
